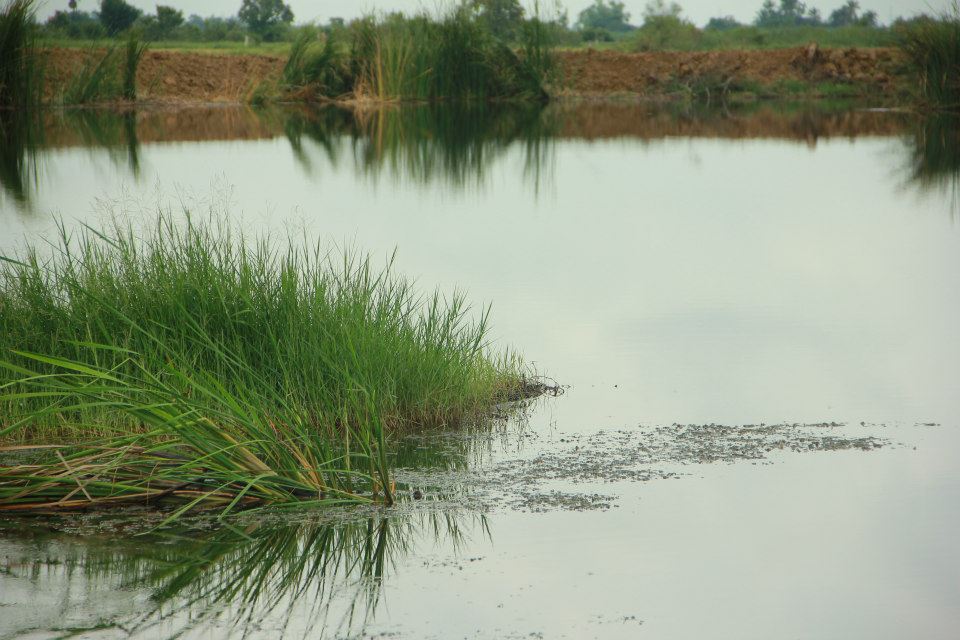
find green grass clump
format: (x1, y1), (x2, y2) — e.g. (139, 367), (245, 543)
(0, 0), (42, 110)
(898, 5), (960, 111)
(61, 32), (147, 104)
(0, 215), (525, 517)
(62, 45), (121, 104)
(277, 9), (555, 103)
(122, 32), (147, 101)
(281, 31), (350, 98)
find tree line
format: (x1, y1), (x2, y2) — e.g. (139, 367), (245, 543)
(39, 0), (932, 45)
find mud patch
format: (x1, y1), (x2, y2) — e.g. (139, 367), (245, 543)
(396, 422), (889, 513)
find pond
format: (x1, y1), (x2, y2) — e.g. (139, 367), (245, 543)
(1, 101), (959, 639)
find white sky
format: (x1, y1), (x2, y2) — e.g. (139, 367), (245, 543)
(40, 1), (945, 27)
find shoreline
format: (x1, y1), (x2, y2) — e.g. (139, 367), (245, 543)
(36, 45), (911, 108)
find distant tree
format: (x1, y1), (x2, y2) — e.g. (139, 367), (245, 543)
(156, 5), (184, 34)
(471, 0), (525, 40)
(706, 15), (742, 30)
(238, 0), (294, 40)
(755, 0), (822, 27)
(46, 9), (107, 38)
(576, 0), (633, 32)
(634, 0), (699, 50)
(828, 1), (878, 27)
(99, 0), (142, 35)
(68, 0), (77, 10)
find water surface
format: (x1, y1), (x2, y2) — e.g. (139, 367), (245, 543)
(1, 102), (959, 639)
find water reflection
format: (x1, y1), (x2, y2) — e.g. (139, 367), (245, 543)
(0, 508), (486, 638)
(908, 114), (960, 217)
(7, 101), (957, 216)
(0, 110), (41, 206)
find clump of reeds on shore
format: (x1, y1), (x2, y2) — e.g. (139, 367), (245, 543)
(280, 8), (555, 103)
(62, 32), (147, 105)
(0, 216), (526, 519)
(0, 0), (42, 110)
(899, 3), (960, 111)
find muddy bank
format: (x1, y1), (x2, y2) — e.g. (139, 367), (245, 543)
(558, 46), (908, 100)
(40, 46), (910, 106)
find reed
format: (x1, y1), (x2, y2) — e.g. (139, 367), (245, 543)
(282, 9), (555, 103)
(898, 4), (960, 112)
(0, 215), (525, 518)
(281, 31), (351, 98)
(62, 45), (121, 104)
(122, 32), (147, 101)
(0, 0), (42, 110)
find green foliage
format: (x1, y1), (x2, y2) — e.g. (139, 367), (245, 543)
(62, 45), (121, 103)
(140, 5), (185, 40)
(471, 0), (525, 41)
(755, 0), (822, 27)
(0, 216), (523, 444)
(281, 31), (350, 98)
(238, 0), (294, 41)
(706, 16), (742, 31)
(898, 5), (960, 111)
(278, 10), (555, 102)
(122, 31), (146, 100)
(576, 0), (633, 33)
(99, 0), (142, 36)
(632, 1), (699, 51)
(0, 0), (42, 110)
(45, 9), (106, 39)
(828, 1), (878, 28)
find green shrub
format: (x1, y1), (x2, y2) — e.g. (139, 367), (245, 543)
(898, 5), (960, 111)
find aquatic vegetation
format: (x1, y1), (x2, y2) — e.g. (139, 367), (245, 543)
(0, 0), (42, 110)
(62, 46), (122, 104)
(121, 32), (147, 101)
(61, 32), (147, 104)
(277, 9), (555, 103)
(0, 216), (526, 517)
(281, 31), (351, 98)
(898, 4), (960, 112)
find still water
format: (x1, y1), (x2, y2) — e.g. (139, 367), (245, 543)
(1, 103), (959, 639)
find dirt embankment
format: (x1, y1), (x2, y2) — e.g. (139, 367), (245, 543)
(41, 46), (908, 105)
(557, 46), (908, 99)
(43, 48), (284, 104)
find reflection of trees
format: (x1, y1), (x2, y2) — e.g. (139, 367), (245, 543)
(908, 114), (960, 218)
(0, 109), (140, 214)
(2, 509), (488, 638)
(281, 103), (557, 191)
(0, 110), (41, 208)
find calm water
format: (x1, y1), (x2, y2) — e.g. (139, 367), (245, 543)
(1, 103), (959, 639)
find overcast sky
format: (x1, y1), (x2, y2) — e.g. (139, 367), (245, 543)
(42, 1), (946, 27)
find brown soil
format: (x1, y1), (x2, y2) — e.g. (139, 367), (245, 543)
(40, 46), (908, 105)
(42, 48), (284, 104)
(556, 46), (908, 98)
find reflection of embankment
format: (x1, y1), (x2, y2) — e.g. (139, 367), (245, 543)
(547, 102), (911, 144)
(34, 101), (913, 150)
(6, 104), (954, 211)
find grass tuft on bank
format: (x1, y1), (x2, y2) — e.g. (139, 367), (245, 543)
(0, 0), (42, 110)
(279, 8), (555, 103)
(0, 216), (526, 517)
(898, 4), (960, 112)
